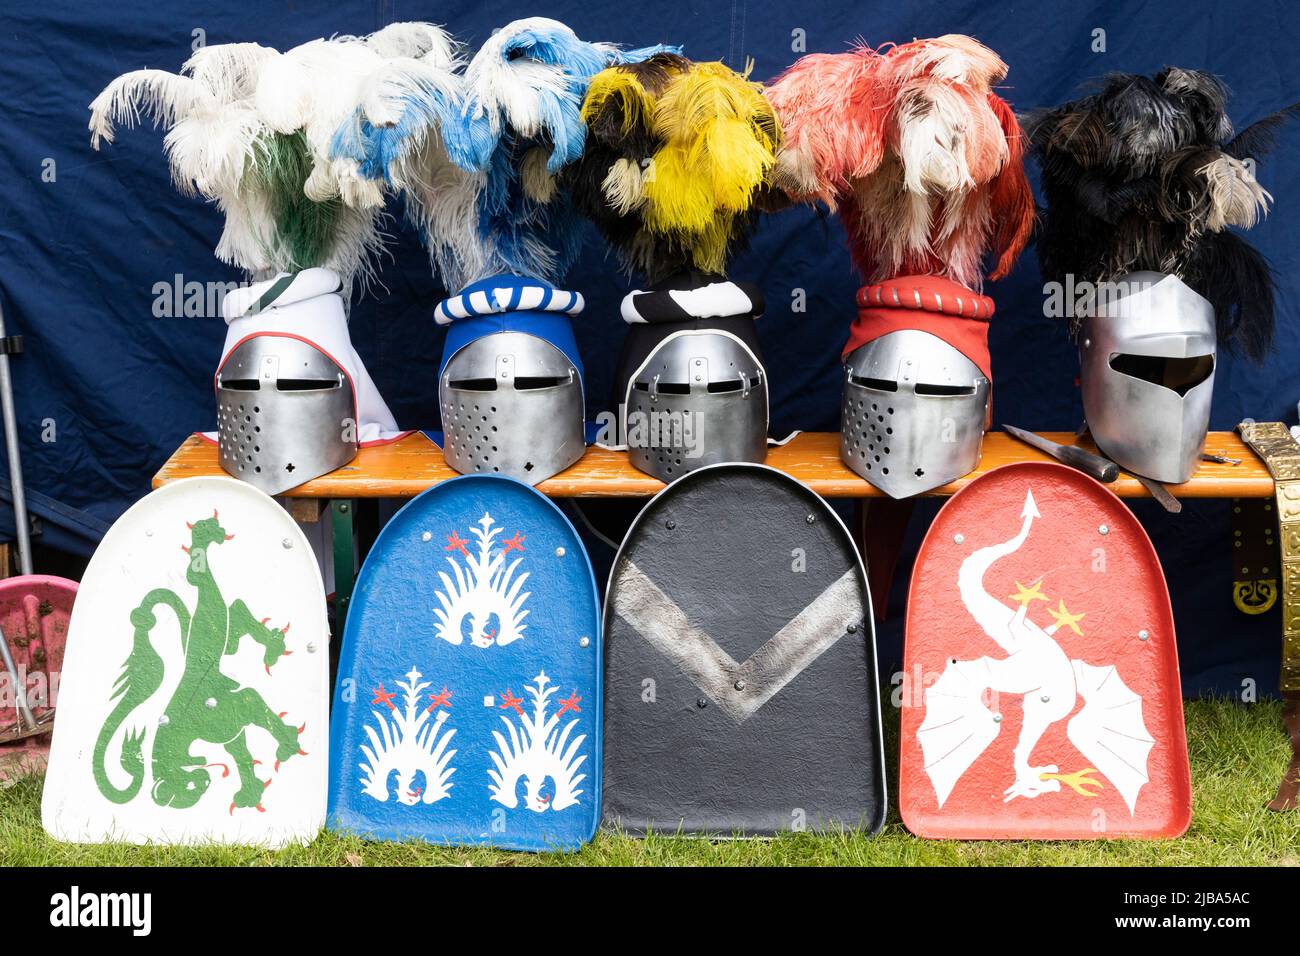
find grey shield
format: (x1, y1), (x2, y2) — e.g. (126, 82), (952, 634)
(840, 329), (990, 498)
(439, 331), (585, 486)
(625, 331), (768, 483)
(1081, 271), (1216, 484)
(602, 463), (886, 836)
(216, 336), (357, 496)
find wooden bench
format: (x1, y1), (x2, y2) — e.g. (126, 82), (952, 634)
(155, 430), (1272, 498)
(153, 430), (1273, 612)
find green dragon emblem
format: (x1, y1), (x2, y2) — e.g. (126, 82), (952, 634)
(93, 510), (306, 813)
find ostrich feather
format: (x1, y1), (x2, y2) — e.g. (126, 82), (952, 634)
(458, 17), (608, 173)
(181, 42), (278, 102)
(765, 35), (1031, 289)
(1028, 67), (1296, 357)
(329, 18), (675, 288)
(89, 27), (445, 290)
(765, 52), (885, 203)
(88, 70), (213, 148)
(363, 21), (460, 67)
(881, 33), (1008, 88)
(567, 56), (779, 281)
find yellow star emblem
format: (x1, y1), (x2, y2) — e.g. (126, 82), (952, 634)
(1047, 599), (1085, 636)
(1008, 579), (1049, 608)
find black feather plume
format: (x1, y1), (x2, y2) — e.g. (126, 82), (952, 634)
(1028, 67), (1296, 358)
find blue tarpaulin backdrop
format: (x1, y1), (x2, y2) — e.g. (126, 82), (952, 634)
(1, 1), (1297, 695)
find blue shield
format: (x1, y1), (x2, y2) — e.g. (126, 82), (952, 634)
(328, 475), (601, 851)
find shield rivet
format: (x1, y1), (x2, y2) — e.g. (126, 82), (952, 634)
(847, 623), (857, 633)
(665, 519), (676, 530)
(282, 538), (293, 549)
(954, 533), (965, 544)
(579, 636), (590, 648)
(1040, 694), (1050, 703)
(205, 697), (217, 710)
(307, 642), (318, 654)
(1138, 629), (1149, 641)
(696, 698), (708, 709)
(993, 713), (1003, 723)
(421, 532), (432, 542)
(556, 546), (566, 557)
(145, 530), (154, 538)
(806, 514), (816, 524)
(158, 714), (170, 726)
(734, 680), (746, 691)
(1099, 524), (1109, 535)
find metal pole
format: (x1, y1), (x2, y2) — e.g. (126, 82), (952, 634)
(0, 300), (31, 576)
(0, 624), (35, 731)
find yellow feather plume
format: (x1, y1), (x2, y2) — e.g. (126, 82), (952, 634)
(574, 57), (782, 278)
(638, 61), (780, 273)
(581, 68), (659, 137)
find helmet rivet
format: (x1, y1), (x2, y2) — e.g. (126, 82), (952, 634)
(158, 714), (170, 726)
(954, 533), (965, 544)
(307, 642), (318, 654)
(847, 623), (857, 633)
(1099, 524), (1109, 535)
(1138, 629), (1149, 641)
(421, 532), (432, 542)
(806, 514), (816, 524)
(696, 698), (708, 709)
(734, 680), (746, 691)
(1040, 695), (1050, 703)
(205, 697), (217, 710)
(665, 519), (676, 530)
(282, 538), (292, 549)
(993, 713), (1003, 723)
(579, 636), (590, 648)
(555, 546), (566, 557)
(145, 529), (154, 538)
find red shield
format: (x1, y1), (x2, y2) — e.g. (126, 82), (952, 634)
(900, 462), (1192, 839)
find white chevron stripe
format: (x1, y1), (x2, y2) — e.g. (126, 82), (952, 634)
(613, 561), (863, 723)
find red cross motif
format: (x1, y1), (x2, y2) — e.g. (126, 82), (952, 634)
(557, 691), (582, 716)
(426, 687), (453, 712)
(370, 684), (396, 710)
(502, 531), (525, 554)
(499, 689), (524, 715)
(445, 530), (470, 556)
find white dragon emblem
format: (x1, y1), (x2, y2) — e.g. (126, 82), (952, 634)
(918, 488), (1155, 814)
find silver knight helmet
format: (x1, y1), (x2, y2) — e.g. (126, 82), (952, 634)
(623, 330), (768, 483)
(616, 278), (770, 484)
(1080, 272), (1216, 484)
(216, 334), (358, 496)
(840, 279), (993, 498)
(435, 279), (588, 485)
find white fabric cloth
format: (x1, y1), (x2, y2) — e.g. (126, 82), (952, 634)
(205, 268), (402, 443)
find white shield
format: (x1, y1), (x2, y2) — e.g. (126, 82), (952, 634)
(42, 477), (328, 846)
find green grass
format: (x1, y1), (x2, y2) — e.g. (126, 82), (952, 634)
(3, 697), (1297, 866)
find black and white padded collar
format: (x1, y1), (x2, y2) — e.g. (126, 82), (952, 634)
(620, 271), (765, 325)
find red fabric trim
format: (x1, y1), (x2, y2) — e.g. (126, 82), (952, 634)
(842, 276), (994, 382)
(213, 331), (358, 420)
